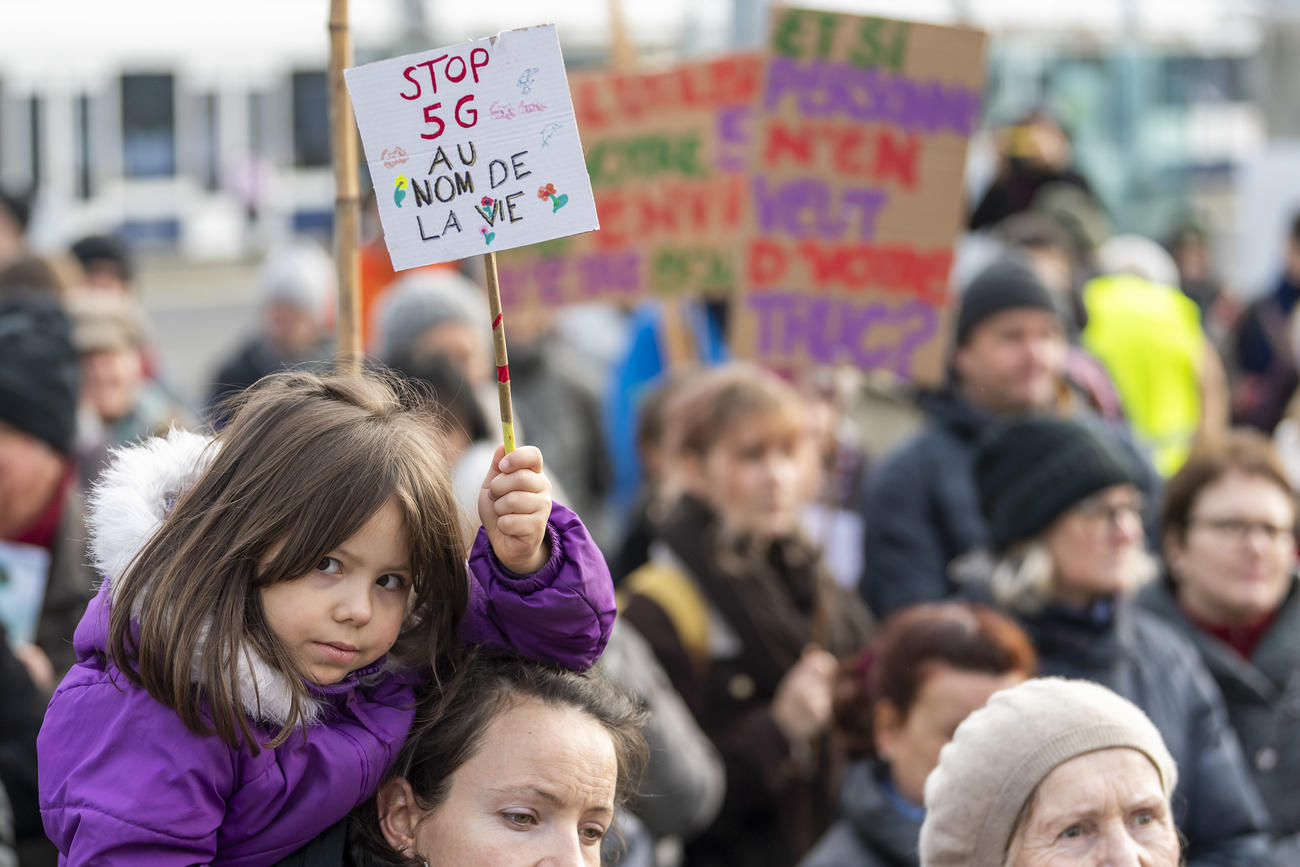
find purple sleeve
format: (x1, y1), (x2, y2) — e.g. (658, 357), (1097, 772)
(460, 502), (615, 671)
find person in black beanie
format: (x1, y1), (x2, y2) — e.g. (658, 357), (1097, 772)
(966, 415), (1273, 866)
(0, 296), (92, 858)
(70, 234), (134, 295)
(858, 256), (1158, 619)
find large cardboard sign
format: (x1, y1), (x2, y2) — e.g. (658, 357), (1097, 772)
(731, 8), (986, 383)
(496, 55), (763, 310)
(346, 25), (598, 270)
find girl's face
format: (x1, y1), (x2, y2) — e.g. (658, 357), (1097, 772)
(394, 698), (618, 866)
(692, 418), (816, 537)
(261, 498), (412, 685)
(1045, 485), (1146, 605)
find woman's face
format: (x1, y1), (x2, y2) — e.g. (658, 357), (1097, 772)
(693, 417), (818, 538)
(1006, 748), (1178, 867)
(1045, 485), (1146, 605)
(875, 664), (1025, 804)
(1166, 472), (1296, 626)
(388, 697), (618, 866)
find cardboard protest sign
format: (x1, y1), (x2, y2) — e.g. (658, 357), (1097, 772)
(731, 8), (986, 384)
(495, 55), (763, 310)
(345, 25), (598, 271)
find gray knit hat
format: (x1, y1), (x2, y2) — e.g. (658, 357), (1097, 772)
(374, 270), (486, 361)
(920, 678), (1177, 867)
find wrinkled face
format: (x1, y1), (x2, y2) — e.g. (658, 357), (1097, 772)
(404, 698), (618, 866)
(0, 420), (66, 538)
(954, 309), (1066, 415)
(692, 416), (817, 538)
(875, 665), (1025, 805)
(1007, 749), (1179, 867)
(81, 347), (145, 424)
(1167, 472), (1296, 627)
(1046, 485), (1146, 605)
(260, 498), (411, 685)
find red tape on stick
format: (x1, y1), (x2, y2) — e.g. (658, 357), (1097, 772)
(493, 313), (503, 330)
(497, 365), (510, 383)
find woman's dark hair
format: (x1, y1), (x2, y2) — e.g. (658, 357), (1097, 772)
(349, 649), (648, 866)
(1161, 429), (1294, 547)
(837, 602), (1036, 755)
(387, 350), (490, 443)
(108, 370), (470, 751)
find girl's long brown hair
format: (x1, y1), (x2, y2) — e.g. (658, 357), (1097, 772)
(107, 370), (470, 751)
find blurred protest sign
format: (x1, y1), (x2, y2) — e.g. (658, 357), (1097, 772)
(495, 55), (763, 310)
(730, 8), (986, 384)
(345, 25), (599, 271)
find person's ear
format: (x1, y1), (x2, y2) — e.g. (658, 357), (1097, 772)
(873, 699), (902, 761)
(377, 778), (421, 854)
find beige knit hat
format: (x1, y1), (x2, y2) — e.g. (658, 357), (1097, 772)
(919, 678), (1178, 867)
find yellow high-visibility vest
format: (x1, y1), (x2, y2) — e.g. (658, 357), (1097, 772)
(1082, 274), (1204, 477)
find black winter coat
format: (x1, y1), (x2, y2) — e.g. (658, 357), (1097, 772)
(798, 760), (920, 867)
(1021, 599), (1273, 867)
(1137, 577), (1300, 863)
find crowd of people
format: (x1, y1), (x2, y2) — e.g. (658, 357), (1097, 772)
(3, 110), (1300, 867)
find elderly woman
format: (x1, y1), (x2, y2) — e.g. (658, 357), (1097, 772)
(1137, 430), (1300, 859)
(800, 603), (1036, 867)
(921, 678), (1180, 865)
(970, 416), (1272, 865)
(340, 651), (647, 866)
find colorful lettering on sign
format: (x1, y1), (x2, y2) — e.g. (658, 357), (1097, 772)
(764, 57), (981, 136)
(748, 290), (939, 377)
(748, 239), (952, 306)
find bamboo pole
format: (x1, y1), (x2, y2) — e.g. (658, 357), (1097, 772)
(483, 252), (517, 454)
(329, 0), (362, 373)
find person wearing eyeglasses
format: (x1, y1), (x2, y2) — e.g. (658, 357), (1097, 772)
(1137, 429), (1300, 861)
(966, 416), (1272, 865)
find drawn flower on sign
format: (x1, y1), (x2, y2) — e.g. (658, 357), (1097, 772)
(393, 175), (409, 208)
(481, 196), (494, 207)
(538, 183), (567, 213)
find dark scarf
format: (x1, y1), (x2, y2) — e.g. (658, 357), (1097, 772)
(657, 495), (869, 692)
(1021, 597), (1123, 679)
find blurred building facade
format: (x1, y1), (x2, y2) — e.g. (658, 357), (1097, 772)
(0, 0), (1296, 293)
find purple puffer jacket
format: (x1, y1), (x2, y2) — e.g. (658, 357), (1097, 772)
(37, 431), (614, 866)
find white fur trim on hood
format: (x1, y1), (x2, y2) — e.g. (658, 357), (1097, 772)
(87, 428), (320, 726)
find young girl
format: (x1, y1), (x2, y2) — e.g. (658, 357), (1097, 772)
(618, 364), (874, 867)
(38, 371), (614, 865)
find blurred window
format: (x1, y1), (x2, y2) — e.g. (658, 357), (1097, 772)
(197, 91), (220, 191)
(76, 93), (92, 200)
(122, 73), (176, 177)
(28, 95), (42, 184)
(291, 71), (329, 168)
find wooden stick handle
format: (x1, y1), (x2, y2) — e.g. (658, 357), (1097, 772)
(482, 252), (516, 454)
(329, 0), (362, 373)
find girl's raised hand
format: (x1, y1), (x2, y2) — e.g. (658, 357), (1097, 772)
(478, 444), (552, 574)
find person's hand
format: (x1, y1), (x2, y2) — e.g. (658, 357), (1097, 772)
(478, 444), (552, 575)
(13, 642), (55, 693)
(771, 647), (837, 743)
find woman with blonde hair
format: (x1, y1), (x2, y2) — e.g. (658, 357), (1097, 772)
(968, 416), (1271, 864)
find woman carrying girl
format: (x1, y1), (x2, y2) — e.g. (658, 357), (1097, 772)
(38, 371), (614, 864)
